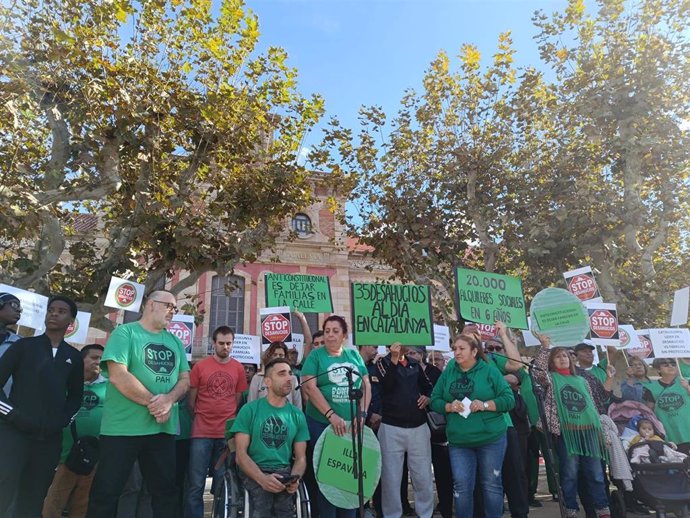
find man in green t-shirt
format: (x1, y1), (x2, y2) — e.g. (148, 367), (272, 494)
(86, 291), (190, 518)
(231, 358), (308, 518)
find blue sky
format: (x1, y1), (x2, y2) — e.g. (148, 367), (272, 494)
(250, 0), (570, 155)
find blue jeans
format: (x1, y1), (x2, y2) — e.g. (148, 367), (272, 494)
(307, 416), (357, 518)
(554, 434), (609, 513)
(184, 438), (227, 518)
(448, 434), (507, 518)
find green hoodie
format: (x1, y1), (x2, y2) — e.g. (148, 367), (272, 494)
(431, 359), (515, 448)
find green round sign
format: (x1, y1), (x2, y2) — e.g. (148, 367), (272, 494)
(530, 287), (589, 347)
(312, 424), (381, 509)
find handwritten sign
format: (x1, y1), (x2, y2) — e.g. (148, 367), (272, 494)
(231, 334), (261, 365)
(649, 328), (690, 359)
(265, 273), (333, 313)
(351, 283), (434, 346)
(455, 268), (527, 329)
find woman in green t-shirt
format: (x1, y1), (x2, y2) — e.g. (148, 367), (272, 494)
(301, 315), (371, 518)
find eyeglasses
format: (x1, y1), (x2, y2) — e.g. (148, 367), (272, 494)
(485, 345), (503, 352)
(151, 300), (178, 313)
(1, 301), (22, 311)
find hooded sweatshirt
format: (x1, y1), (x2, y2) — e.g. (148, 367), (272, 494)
(430, 359), (514, 448)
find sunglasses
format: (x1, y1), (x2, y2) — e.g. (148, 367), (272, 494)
(485, 345), (503, 352)
(2, 300), (22, 311)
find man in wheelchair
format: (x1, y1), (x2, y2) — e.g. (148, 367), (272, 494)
(230, 358), (309, 517)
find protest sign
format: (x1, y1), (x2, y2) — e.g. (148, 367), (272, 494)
(350, 283), (434, 346)
(465, 322), (497, 342)
(628, 330), (655, 364)
(263, 333), (305, 363)
(314, 425), (381, 508)
(617, 325), (640, 350)
(65, 311), (92, 345)
(264, 273), (333, 313)
(260, 306), (293, 347)
(429, 324), (451, 351)
(585, 302), (619, 347)
(231, 334), (261, 365)
(649, 328), (690, 359)
(530, 288), (590, 347)
(670, 287), (689, 326)
(104, 276), (145, 312)
(455, 268), (527, 329)
(563, 266), (602, 303)
(521, 325), (542, 347)
(168, 314), (195, 360)
(0, 283), (48, 330)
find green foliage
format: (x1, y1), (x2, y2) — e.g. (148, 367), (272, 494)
(0, 0), (324, 329)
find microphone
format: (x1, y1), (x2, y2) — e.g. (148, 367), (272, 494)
(295, 365), (361, 390)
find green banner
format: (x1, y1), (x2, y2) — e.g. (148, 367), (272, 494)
(313, 425), (381, 509)
(350, 283), (434, 346)
(455, 268), (528, 329)
(264, 273), (333, 313)
(530, 287), (590, 347)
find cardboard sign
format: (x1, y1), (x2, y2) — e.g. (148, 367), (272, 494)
(65, 311), (92, 345)
(429, 324), (451, 351)
(230, 334), (261, 365)
(670, 287), (689, 326)
(104, 276), (145, 312)
(314, 425), (381, 508)
(350, 283), (434, 346)
(649, 328), (690, 359)
(585, 302), (619, 347)
(455, 268), (527, 329)
(617, 325), (640, 350)
(628, 330), (655, 364)
(259, 306), (293, 347)
(530, 288), (590, 347)
(0, 284), (49, 330)
(563, 266), (603, 303)
(264, 273), (333, 313)
(168, 314), (195, 360)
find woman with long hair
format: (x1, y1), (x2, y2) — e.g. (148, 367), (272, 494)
(532, 335), (612, 518)
(430, 333), (514, 518)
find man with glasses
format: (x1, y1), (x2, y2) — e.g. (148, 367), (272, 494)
(86, 291), (190, 518)
(0, 293), (22, 397)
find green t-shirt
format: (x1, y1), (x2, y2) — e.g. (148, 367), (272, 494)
(680, 361), (690, 380)
(587, 359), (608, 385)
(646, 378), (690, 445)
(230, 397), (309, 471)
(100, 322), (190, 436)
(60, 378), (108, 463)
(487, 354), (514, 427)
(301, 347), (367, 424)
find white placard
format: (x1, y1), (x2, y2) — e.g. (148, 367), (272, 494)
(104, 276), (145, 312)
(563, 266), (603, 303)
(649, 328), (690, 359)
(0, 283), (48, 330)
(429, 324), (451, 351)
(286, 333), (305, 363)
(585, 301), (619, 347)
(168, 314), (195, 361)
(65, 311), (92, 345)
(521, 317), (542, 347)
(670, 287), (689, 326)
(617, 324), (640, 350)
(231, 334), (261, 365)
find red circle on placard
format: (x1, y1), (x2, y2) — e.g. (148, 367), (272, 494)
(262, 314), (290, 343)
(167, 322), (192, 347)
(65, 318), (78, 338)
(568, 274), (597, 300)
(590, 309), (617, 339)
(628, 335), (653, 359)
(116, 283), (137, 307)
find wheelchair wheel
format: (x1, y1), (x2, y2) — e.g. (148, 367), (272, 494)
(212, 474), (230, 518)
(295, 480), (311, 518)
(212, 470), (244, 518)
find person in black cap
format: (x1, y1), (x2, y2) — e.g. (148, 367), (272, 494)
(0, 293), (22, 396)
(0, 295), (84, 518)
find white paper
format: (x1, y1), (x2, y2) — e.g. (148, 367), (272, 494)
(670, 287), (689, 326)
(0, 283), (49, 330)
(167, 314), (195, 360)
(459, 397), (472, 419)
(104, 276), (145, 312)
(617, 325), (640, 350)
(231, 334), (261, 365)
(429, 324), (451, 351)
(649, 328), (690, 359)
(65, 311), (92, 345)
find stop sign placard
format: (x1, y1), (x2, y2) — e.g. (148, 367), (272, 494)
(167, 321), (192, 347)
(590, 309), (617, 339)
(116, 283), (137, 307)
(568, 274), (598, 301)
(262, 314), (291, 343)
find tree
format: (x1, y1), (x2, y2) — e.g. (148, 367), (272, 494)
(0, 0), (324, 329)
(312, 0), (690, 328)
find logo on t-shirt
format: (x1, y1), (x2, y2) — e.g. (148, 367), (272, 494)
(657, 392), (683, 412)
(208, 371), (235, 399)
(560, 385), (586, 413)
(143, 343), (177, 376)
(327, 362), (358, 386)
(449, 375), (474, 400)
(82, 390), (100, 411)
(261, 415), (288, 449)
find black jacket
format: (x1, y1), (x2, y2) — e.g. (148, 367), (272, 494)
(376, 354), (433, 428)
(0, 334), (83, 439)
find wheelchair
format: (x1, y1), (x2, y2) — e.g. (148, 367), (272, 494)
(212, 452), (311, 518)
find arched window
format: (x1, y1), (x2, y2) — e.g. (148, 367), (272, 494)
(291, 213), (312, 237)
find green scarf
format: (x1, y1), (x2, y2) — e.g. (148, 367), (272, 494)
(551, 373), (607, 461)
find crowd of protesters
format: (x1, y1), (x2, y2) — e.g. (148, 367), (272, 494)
(1, 290), (689, 518)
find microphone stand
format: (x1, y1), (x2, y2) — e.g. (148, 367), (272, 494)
(489, 351), (566, 518)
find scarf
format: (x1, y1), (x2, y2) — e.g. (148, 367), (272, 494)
(551, 372), (607, 460)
